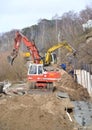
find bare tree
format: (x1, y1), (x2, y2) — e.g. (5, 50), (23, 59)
(80, 6), (92, 23)
(60, 11), (83, 43)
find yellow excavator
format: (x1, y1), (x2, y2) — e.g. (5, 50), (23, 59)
(20, 41), (76, 66)
(44, 41), (76, 65)
(21, 41), (76, 66)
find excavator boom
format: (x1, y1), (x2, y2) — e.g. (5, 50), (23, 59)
(7, 31), (41, 65)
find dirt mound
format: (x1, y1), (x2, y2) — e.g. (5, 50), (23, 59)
(56, 70), (90, 101)
(0, 94), (76, 130)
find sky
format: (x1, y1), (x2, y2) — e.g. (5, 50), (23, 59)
(0, 0), (91, 33)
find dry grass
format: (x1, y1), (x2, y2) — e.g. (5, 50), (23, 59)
(0, 51), (27, 82)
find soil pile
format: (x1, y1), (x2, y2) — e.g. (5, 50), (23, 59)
(0, 94), (76, 130)
(56, 69), (90, 101)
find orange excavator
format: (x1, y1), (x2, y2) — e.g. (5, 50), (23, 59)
(7, 31), (61, 89)
(7, 31), (41, 65)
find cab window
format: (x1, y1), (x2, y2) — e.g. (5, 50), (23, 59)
(29, 65), (37, 74)
(38, 66), (43, 74)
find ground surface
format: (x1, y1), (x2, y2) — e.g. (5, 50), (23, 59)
(0, 68), (90, 130)
(0, 93), (77, 130)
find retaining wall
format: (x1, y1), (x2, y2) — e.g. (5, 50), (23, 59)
(75, 69), (92, 96)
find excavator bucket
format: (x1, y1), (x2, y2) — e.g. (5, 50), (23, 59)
(7, 55), (14, 65)
(7, 49), (18, 65)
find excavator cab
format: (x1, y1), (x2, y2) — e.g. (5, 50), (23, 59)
(44, 52), (57, 65)
(28, 64), (43, 75)
(27, 63), (61, 89)
(50, 53), (57, 64)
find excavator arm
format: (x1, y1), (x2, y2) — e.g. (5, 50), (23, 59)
(45, 41), (76, 65)
(7, 31), (41, 65)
